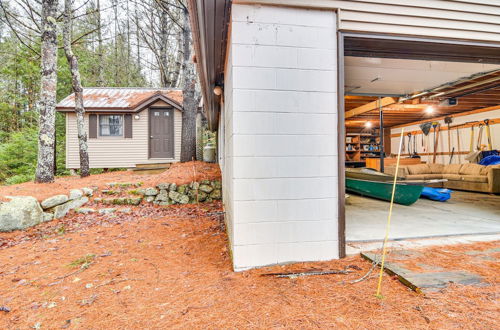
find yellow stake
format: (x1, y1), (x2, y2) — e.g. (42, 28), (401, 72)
(375, 127), (405, 299)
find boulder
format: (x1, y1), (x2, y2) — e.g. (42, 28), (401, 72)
(143, 187), (159, 196)
(75, 208), (96, 214)
(99, 208), (116, 214)
(41, 195), (68, 209)
(212, 180), (222, 189)
(168, 191), (189, 204)
(177, 184), (188, 194)
(69, 189), (83, 200)
(127, 197), (142, 205)
(209, 189), (222, 200)
(189, 182), (200, 190)
(81, 187), (94, 196)
(156, 183), (171, 190)
(52, 196), (89, 219)
(42, 212), (54, 222)
(169, 183), (177, 191)
(155, 192), (169, 202)
(198, 191), (208, 202)
(0, 196), (44, 232)
(144, 196), (155, 203)
(199, 184), (214, 194)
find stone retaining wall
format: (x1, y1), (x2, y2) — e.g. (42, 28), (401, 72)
(0, 180), (222, 232)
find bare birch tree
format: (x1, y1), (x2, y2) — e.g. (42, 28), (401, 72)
(63, 0), (90, 177)
(35, 0), (58, 183)
(179, 4), (197, 162)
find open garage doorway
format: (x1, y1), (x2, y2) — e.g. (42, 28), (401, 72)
(339, 35), (500, 255)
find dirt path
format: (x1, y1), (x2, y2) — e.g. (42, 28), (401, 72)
(0, 201), (497, 328)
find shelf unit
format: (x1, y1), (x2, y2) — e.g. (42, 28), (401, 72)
(345, 132), (380, 162)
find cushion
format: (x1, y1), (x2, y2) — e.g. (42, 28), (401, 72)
(443, 174), (462, 181)
(407, 164), (430, 175)
(428, 163), (445, 174)
(443, 164), (462, 174)
(461, 175), (488, 183)
(459, 163), (484, 176)
(424, 174), (444, 180)
(481, 164), (500, 175)
(406, 174), (427, 180)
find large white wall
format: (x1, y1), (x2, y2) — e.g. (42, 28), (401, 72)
(390, 109), (500, 165)
(224, 4), (339, 271)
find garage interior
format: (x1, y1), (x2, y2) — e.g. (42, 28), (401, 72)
(342, 37), (500, 253)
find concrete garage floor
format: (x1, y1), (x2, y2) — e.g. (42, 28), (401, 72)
(346, 191), (500, 254)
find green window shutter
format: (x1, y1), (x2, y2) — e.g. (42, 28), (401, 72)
(89, 114), (97, 138)
(124, 114), (132, 138)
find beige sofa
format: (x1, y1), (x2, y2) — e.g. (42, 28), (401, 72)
(385, 163), (500, 194)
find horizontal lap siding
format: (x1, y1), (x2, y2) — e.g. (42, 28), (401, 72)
(236, 0), (500, 43)
(65, 102), (182, 168)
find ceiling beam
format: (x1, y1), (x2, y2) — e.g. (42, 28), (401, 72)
(345, 97), (397, 118)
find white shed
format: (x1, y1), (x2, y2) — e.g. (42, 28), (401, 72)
(56, 88), (183, 169)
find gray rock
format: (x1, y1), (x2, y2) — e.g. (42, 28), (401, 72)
(118, 208), (132, 214)
(52, 197), (89, 219)
(177, 184), (188, 194)
(155, 191), (169, 202)
(41, 195), (68, 209)
(156, 183), (170, 190)
(156, 201), (171, 206)
(69, 189), (83, 200)
(94, 197), (102, 203)
(209, 189), (222, 200)
(0, 196), (44, 232)
(75, 208), (96, 214)
(99, 208), (116, 214)
(199, 184), (214, 194)
(189, 182), (200, 190)
(212, 180), (222, 189)
(81, 187), (93, 196)
(169, 183), (177, 191)
(42, 212), (54, 222)
(201, 180), (211, 185)
(168, 191), (189, 204)
(198, 191), (208, 202)
(144, 196), (155, 203)
(143, 187), (159, 196)
(127, 197), (142, 205)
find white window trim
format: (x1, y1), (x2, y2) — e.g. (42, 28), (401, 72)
(98, 114), (124, 138)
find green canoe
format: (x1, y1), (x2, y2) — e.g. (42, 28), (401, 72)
(345, 177), (424, 206)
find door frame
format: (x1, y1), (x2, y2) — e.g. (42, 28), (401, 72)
(148, 107), (175, 159)
(337, 32), (500, 258)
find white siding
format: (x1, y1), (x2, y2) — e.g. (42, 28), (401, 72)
(226, 4), (339, 271)
(390, 108), (500, 165)
(65, 100), (182, 168)
(234, 0), (500, 43)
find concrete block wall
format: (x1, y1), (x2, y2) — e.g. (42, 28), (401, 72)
(224, 4), (339, 271)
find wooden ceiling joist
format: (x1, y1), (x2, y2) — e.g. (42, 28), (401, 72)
(345, 97), (396, 118)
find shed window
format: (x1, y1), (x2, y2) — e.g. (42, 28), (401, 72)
(99, 115), (123, 136)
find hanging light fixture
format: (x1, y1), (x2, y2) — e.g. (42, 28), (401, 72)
(425, 106), (434, 114)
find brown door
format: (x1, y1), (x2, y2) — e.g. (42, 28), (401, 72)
(149, 109), (174, 158)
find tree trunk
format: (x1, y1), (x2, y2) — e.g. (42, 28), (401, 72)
(96, 0), (104, 86)
(63, 0), (90, 177)
(180, 8), (197, 162)
(35, 0), (58, 183)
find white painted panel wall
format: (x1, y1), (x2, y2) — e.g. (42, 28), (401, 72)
(65, 100), (182, 168)
(226, 4), (339, 271)
(390, 109), (500, 165)
(235, 0), (500, 43)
